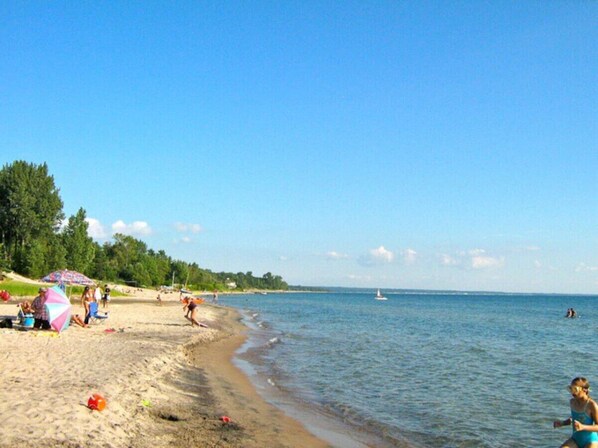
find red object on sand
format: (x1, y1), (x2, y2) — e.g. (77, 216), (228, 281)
(88, 394), (107, 411)
(220, 416), (231, 423)
(0, 290), (10, 302)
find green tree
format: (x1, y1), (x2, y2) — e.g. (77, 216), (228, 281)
(130, 261), (152, 287)
(91, 243), (118, 281)
(0, 243), (9, 272)
(171, 260), (189, 288)
(45, 233), (67, 273)
(155, 251), (172, 285)
(62, 208), (95, 274)
(0, 161), (64, 268)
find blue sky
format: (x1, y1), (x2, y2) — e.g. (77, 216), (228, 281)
(1, 2), (597, 293)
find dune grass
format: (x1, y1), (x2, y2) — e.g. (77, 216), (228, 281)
(0, 280), (45, 298)
(0, 279), (125, 300)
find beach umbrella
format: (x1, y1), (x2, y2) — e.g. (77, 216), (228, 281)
(44, 285), (71, 332)
(41, 269), (95, 286)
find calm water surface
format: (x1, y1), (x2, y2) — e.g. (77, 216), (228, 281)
(219, 292), (598, 447)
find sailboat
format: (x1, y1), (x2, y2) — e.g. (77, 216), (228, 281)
(375, 289), (388, 301)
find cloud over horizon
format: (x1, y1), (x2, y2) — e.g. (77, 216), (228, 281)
(402, 248), (417, 264)
(359, 246), (395, 266)
(174, 222), (203, 234)
(112, 220), (153, 236)
(438, 249), (505, 270)
(85, 218), (107, 239)
(86, 218), (153, 239)
(576, 263), (598, 272)
(326, 251), (350, 260)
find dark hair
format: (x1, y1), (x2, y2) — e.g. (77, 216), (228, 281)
(572, 377), (591, 392)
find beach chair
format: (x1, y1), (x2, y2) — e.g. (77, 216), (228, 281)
(87, 302), (109, 324)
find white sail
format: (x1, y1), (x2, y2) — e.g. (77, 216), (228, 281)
(375, 289), (388, 300)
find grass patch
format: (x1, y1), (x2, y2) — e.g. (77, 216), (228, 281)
(0, 279), (126, 299)
(0, 280), (45, 298)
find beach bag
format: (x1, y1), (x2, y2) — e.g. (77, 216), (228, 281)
(0, 318), (13, 328)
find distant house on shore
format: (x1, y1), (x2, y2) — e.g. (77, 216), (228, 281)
(226, 281), (237, 289)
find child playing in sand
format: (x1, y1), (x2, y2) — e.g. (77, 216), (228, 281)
(554, 377), (598, 447)
(183, 298), (208, 328)
(17, 301), (33, 321)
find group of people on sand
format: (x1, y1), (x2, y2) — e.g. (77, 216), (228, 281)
(554, 377), (598, 448)
(80, 285), (110, 325)
(17, 287), (94, 330)
(566, 308), (578, 318)
(18, 287), (56, 330)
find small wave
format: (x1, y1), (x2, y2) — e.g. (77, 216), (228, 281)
(268, 337), (281, 346)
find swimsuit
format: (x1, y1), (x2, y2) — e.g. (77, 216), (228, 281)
(572, 401), (598, 447)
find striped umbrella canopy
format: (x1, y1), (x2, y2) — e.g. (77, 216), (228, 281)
(41, 269), (95, 286)
(44, 285), (71, 332)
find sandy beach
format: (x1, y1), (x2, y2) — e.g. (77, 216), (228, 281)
(0, 291), (331, 448)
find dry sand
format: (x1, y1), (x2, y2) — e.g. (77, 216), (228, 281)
(0, 292), (331, 448)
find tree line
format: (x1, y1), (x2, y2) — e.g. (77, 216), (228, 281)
(0, 161), (288, 291)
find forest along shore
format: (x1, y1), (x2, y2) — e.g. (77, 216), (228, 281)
(0, 298), (330, 448)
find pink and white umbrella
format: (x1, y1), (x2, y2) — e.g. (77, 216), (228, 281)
(41, 269), (95, 286)
(44, 286), (71, 332)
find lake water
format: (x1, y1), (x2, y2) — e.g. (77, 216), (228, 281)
(219, 291), (598, 447)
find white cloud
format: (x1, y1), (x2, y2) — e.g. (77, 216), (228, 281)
(402, 248), (417, 264)
(359, 246), (395, 266)
(471, 255), (505, 269)
(439, 254), (460, 266)
(576, 263), (598, 272)
(370, 246), (395, 262)
(86, 218), (107, 239)
(468, 248), (486, 256)
(175, 222), (203, 234)
(326, 251), (349, 260)
(439, 249), (504, 270)
(534, 260), (542, 268)
(112, 220), (153, 236)
(279, 255), (288, 261)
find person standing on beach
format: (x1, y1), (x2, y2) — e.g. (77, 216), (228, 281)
(82, 286), (94, 324)
(554, 377), (598, 447)
(101, 285), (110, 309)
(31, 287), (51, 330)
(80, 286), (93, 307)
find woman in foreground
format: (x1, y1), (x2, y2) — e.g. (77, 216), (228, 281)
(554, 377), (598, 448)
